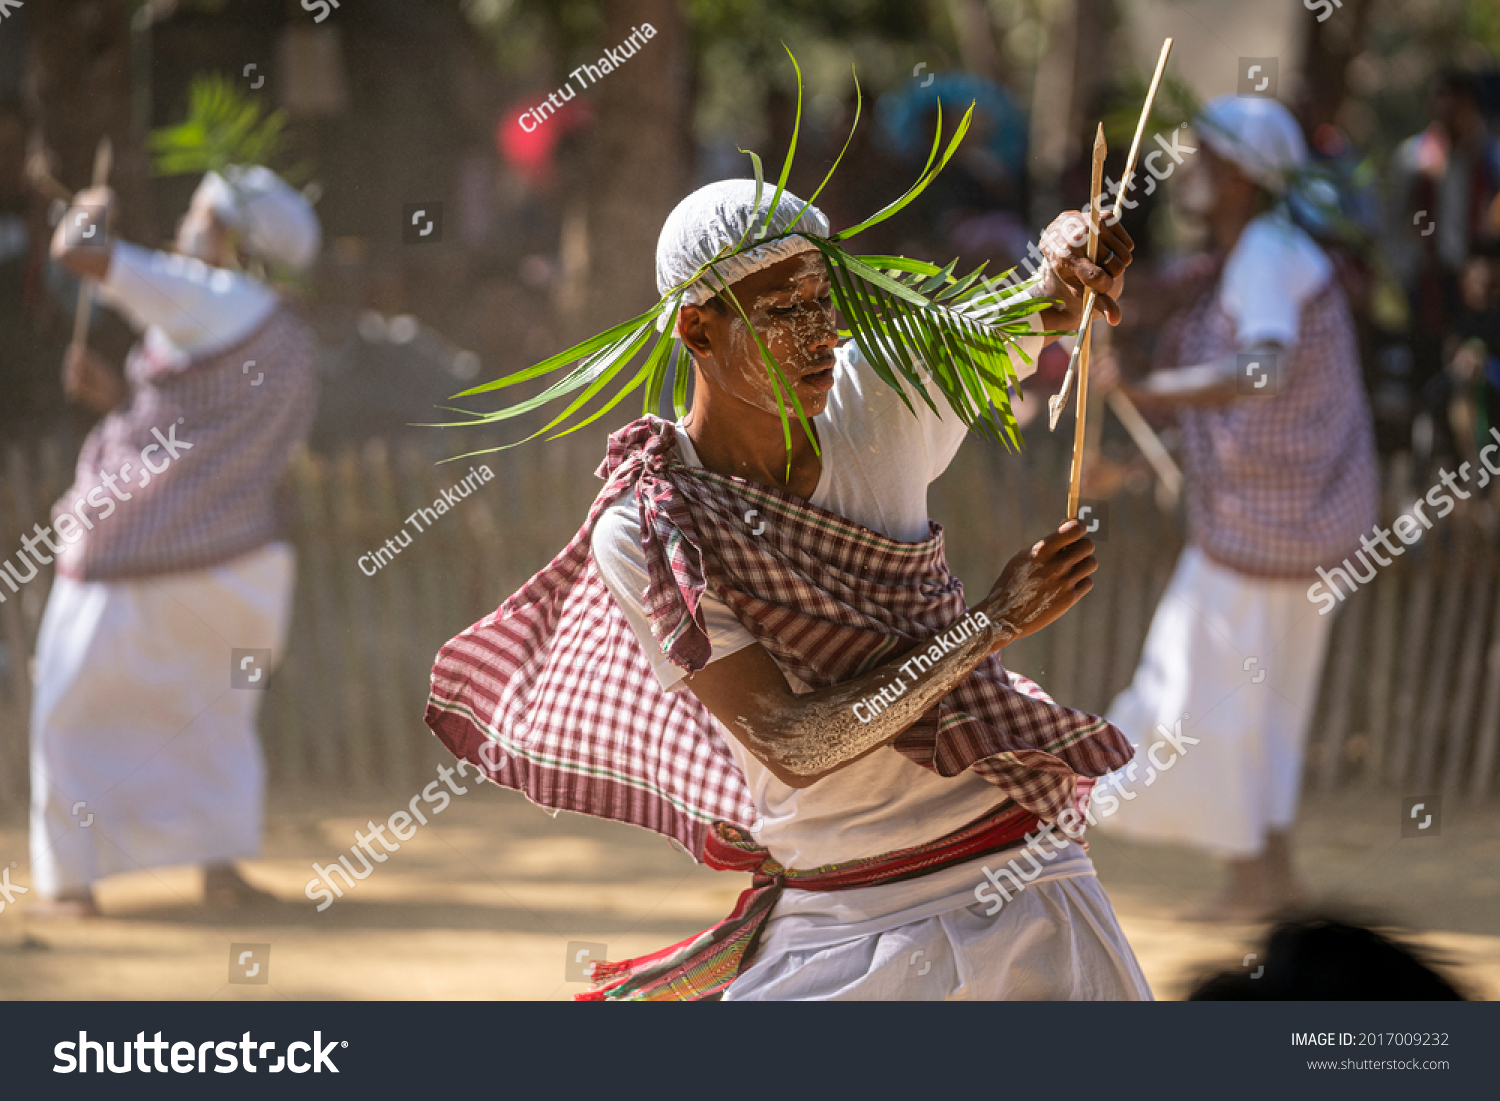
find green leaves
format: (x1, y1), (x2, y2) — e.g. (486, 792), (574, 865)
(815, 245), (1044, 451)
(442, 46), (1044, 459)
(832, 97), (976, 244)
(149, 74), (297, 180)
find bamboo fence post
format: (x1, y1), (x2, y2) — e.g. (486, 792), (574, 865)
(1443, 530), (1494, 796)
(1388, 539), (1439, 785)
(1467, 554), (1500, 802)
(395, 441), (452, 692)
(292, 448), (353, 783)
(360, 437), (420, 785)
(1360, 559), (1403, 788)
(331, 446), (382, 788)
(1411, 535), (1469, 791)
(0, 446), (34, 804)
(410, 450), (466, 651)
(267, 452), (315, 786)
(1314, 587), (1370, 791)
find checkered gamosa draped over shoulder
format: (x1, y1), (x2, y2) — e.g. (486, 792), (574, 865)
(425, 417), (1131, 858)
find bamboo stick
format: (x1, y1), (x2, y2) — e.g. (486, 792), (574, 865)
(362, 438), (418, 785)
(1048, 37), (1173, 435)
(1389, 541), (1438, 784)
(1066, 125), (1107, 520)
(1468, 581), (1500, 802)
(1362, 551), (1403, 787)
(1105, 390), (1182, 503)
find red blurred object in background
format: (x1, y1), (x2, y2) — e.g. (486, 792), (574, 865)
(1033, 339), (1070, 388)
(497, 98), (595, 187)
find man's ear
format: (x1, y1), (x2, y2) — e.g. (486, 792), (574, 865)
(677, 303), (717, 362)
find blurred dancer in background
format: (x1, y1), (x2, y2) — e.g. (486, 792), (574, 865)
(30, 166), (319, 916)
(1097, 96), (1378, 921)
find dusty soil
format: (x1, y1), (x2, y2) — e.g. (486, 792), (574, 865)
(2, 785), (1496, 1000)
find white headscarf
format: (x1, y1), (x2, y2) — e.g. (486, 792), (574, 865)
(653, 179), (831, 333)
(192, 164), (321, 273)
(1194, 95), (1308, 194)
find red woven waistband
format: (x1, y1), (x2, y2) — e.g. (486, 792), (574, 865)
(577, 803), (1041, 1001)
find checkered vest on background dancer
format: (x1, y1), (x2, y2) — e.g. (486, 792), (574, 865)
(52, 306), (318, 581)
(1166, 277), (1378, 578)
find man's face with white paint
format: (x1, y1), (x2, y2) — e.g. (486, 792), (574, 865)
(677, 250), (841, 419)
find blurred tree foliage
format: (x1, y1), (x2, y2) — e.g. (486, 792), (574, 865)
(462, 0), (966, 142)
(1341, 0), (1500, 163)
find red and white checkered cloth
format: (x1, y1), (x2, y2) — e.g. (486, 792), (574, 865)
(1167, 279), (1379, 577)
(53, 307), (318, 581)
(425, 417), (1131, 858)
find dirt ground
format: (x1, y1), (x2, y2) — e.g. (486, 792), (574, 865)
(2, 785), (1497, 1001)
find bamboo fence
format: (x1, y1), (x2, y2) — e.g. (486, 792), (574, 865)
(2, 430), (1498, 806)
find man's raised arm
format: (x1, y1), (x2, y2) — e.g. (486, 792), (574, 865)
(684, 520), (1098, 787)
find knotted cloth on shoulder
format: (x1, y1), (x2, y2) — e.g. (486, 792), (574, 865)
(424, 415), (1130, 859)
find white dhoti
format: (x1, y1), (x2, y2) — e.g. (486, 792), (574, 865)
(1099, 545), (1334, 858)
(29, 543), (295, 896)
(722, 845), (1152, 1000)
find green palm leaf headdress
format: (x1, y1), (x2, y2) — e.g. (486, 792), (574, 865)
(149, 73), (297, 179)
(441, 47), (1048, 461)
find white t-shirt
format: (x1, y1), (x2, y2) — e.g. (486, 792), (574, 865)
(592, 321), (1044, 869)
(1217, 212), (1332, 349)
(99, 241), (279, 369)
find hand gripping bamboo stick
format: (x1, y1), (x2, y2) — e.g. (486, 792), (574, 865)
(1048, 36), (1173, 438)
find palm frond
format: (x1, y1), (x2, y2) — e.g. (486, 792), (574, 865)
(753, 43), (803, 245)
(818, 246), (1047, 451)
(441, 48), (1049, 460)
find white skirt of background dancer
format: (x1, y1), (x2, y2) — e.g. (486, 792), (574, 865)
(29, 543), (294, 896)
(1098, 546), (1335, 858)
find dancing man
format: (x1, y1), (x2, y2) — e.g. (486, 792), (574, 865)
(1097, 96), (1378, 920)
(32, 165), (319, 915)
(429, 151), (1155, 997)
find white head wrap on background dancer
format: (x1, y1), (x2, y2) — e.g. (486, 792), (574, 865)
(653, 179), (831, 334)
(192, 164), (322, 273)
(1193, 95), (1308, 194)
